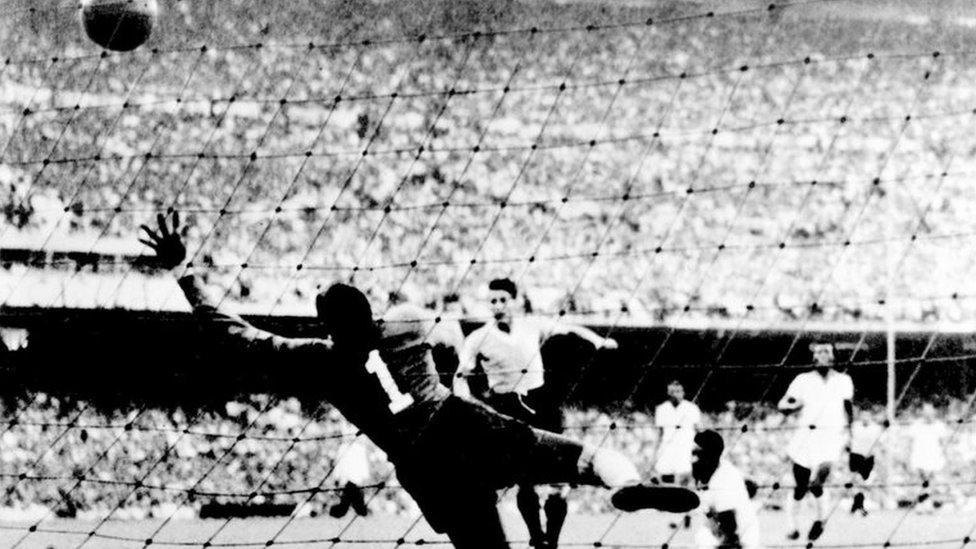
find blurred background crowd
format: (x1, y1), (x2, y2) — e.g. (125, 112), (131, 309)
(3, 1), (976, 322)
(1, 394), (973, 519)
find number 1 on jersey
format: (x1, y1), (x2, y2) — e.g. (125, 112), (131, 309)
(365, 352), (415, 414)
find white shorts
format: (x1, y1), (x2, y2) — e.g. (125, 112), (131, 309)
(787, 428), (846, 470)
(655, 447), (693, 476)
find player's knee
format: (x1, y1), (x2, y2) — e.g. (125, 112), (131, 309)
(810, 484), (824, 498)
(583, 446), (640, 488)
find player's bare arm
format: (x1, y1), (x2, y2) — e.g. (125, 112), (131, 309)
(140, 212), (333, 355)
(546, 321), (618, 350)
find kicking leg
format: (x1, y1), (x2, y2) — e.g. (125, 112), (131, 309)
(515, 428), (696, 513)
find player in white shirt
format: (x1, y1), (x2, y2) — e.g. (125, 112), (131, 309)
(907, 403), (948, 512)
(453, 278), (618, 549)
(654, 380), (702, 483)
(777, 342), (854, 542)
(691, 430), (762, 549)
(654, 380), (701, 529)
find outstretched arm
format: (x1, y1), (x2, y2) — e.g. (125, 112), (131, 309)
(140, 212), (333, 355)
(540, 319), (618, 350)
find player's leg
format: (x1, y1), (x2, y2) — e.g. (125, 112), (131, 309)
(786, 461), (811, 540)
(525, 391), (570, 549)
(441, 491), (511, 549)
(808, 463), (832, 541)
(543, 488), (568, 549)
(676, 472), (693, 529)
(397, 463), (510, 549)
(849, 452), (873, 516)
(515, 484), (546, 548)
(329, 482), (354, 518)
(520, 428), (698, 513)
(349, 482), (368, 516)
(917, 469), (933, 512)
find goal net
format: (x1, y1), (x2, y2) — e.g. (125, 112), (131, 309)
(3, 0), (976, 547)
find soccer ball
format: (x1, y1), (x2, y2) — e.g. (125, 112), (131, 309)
(80, 0), (158, 52)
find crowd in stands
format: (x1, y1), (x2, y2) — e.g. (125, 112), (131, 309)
(3, 2), (976, 323)
(2, 393), (974, 520)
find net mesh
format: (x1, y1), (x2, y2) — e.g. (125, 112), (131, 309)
(3, 0), (976, 547)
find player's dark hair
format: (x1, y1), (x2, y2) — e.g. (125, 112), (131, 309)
(316, 283), (380, 350)
(694, 429), (724, 459)
(809, 339), (835, 351)
(488, 277), (517, 298)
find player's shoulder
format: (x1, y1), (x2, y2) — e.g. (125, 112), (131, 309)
(828, 369), (853, 387)
(787, 370), (814, 390)
(463, 323), (492, 342)
(794, 370), (816, 382)
(679, 400), (702, 413)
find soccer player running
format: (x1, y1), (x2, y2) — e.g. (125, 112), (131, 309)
(690, 430), (762, 549)
(140, 214), (695, 548)
(453, 278), (618, 549)
(777, 341), (854, 542)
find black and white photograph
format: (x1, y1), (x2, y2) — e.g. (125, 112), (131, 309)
(2, 0), (976, 547)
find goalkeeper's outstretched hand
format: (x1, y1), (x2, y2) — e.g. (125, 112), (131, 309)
(139, 212), (187, 270)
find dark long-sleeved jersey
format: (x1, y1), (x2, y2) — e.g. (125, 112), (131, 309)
(178, 274), (451, 461)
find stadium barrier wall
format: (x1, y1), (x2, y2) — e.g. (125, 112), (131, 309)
(0, 307), (973, 410)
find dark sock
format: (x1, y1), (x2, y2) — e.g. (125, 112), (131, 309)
(544, 494), (568, 548)
(517, 486), (545, 545)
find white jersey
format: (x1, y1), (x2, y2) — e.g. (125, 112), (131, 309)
(654, 400), (701, 475)
(784, 370), (852, 468)
(908, 419), (947, 473)
(696, 460), (762, 549)
(456, 317), (561, 395)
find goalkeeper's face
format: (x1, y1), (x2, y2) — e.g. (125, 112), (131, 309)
(316, 283), (381, 352)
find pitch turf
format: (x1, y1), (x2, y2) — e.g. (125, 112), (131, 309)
(1, 510), (971, 548)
